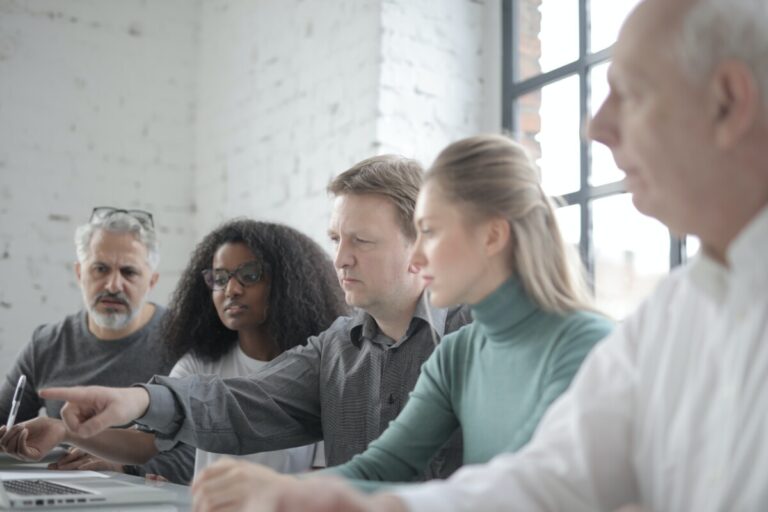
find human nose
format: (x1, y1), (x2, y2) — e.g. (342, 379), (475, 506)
(333, 239), (355, 270)
(223, 275), (244, 297)
(587, 94), (619, 148)
(409, 235), (427, 271)
(104, 271), (124, 293)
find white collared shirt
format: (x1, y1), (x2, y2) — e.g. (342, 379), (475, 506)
(397, 206), (768, 512)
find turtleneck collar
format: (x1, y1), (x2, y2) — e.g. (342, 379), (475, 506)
(469, 276), (539, 343)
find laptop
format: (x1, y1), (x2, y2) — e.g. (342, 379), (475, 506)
(0, 475), (176, 509)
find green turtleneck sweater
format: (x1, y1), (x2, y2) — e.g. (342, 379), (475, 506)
(321, 277), (613, 491)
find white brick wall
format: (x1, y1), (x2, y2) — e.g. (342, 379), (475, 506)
(194, 0), (500, 245)
(0, 0), (200, 372)
(0, 0), (499, 375)
(193, 0), (382, 248)
(377, 0), (489, 165)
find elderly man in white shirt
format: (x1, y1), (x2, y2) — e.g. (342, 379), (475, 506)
(176, 0), (768, 510)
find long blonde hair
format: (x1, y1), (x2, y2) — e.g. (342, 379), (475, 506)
(427, 134), (595, 315)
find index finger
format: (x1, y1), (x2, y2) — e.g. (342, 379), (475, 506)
(39, 386), (93, 402)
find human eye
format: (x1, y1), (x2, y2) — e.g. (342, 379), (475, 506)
(212, 271), (229, 288)
(328, 234), (340, 245)
(610, 78), (640, 105)
(355, 236), (372, 244)
(238, 265), (262, 284)
(90, 263), (108, 275)
(417, 220), (435, 236)
(121, 267), (139, 279)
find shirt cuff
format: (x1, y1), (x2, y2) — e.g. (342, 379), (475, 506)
(132, 383), (179, 434)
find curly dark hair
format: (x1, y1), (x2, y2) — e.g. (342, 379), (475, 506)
(163, 219), (348, 362)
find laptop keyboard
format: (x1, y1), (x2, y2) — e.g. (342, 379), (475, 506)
(3, 479), (92, 496)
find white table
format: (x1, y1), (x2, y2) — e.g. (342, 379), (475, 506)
(1, 454), (192, 511)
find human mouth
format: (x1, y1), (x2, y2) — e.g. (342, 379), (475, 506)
(95, 294), (128, 308)
(421, 275), (434, 286)
(340, 276), (361, 287)
(224, 303), (247, 313)
(99, 299), (126, 307)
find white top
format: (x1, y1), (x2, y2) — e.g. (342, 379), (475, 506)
(170, 343), (322, 476)
(397, 206), (768, 512)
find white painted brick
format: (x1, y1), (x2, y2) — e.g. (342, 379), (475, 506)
(1, 0), (500, 375)
(0, 0), (199, 372)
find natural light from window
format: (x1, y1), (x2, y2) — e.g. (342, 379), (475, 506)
(521, 0), (678, 319)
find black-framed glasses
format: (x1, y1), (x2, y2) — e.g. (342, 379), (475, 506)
(90, 206), (154, 229)
(202, 261), (269, 290)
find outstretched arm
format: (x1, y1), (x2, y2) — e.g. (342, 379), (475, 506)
(44, 336), (326, 457)
(39, 385), (150, 438)
(136, 338), (325, 456)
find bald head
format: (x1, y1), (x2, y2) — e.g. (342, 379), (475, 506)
(622, 0), (693, 39)
(589, 0), (768, 261)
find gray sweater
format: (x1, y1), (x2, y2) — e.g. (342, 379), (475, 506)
(0, 305), (194, 484)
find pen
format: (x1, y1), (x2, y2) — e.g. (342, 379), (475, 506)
(5, 374), (26, 430)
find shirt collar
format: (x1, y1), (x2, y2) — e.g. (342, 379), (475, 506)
(348, 292), (448, 347)
(727, 204), (768, 277)
(689, 205), (768, 303)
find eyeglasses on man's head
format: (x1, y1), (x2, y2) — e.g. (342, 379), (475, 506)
(90, 206), (154, 229)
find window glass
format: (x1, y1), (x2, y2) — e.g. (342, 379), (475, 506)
(554, 202), (581, 249)
(686, 236), (701, 261)
(516, 75), (581, 197)
(593, 194), (669, 319)
(590, 0), (642, 53)
(516, 0), (579, 81)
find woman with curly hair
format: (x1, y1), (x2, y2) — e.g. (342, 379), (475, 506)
(4, 219), (347, 480)
(164, 219), (346, 368)
(162, 219), (347, 475)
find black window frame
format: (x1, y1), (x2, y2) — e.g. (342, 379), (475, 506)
(501, 0), (686, 284)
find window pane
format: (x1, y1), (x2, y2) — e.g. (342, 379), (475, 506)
(554, 203), (581, 248)
(686, 236), (701, 260)
(589, 62), (624, 186)
(590, 0), (641, 53)
(516, 75), (580, 197)
(593, 194), (669, 319)
(515, 0), (579, 81)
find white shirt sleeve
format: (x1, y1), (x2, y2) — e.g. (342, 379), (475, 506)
(395, 313), (644, 512)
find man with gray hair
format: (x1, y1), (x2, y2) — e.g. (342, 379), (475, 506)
(0, 207), (192, 482)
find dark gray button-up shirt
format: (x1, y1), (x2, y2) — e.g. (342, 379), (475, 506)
(139, 296), (472, 480)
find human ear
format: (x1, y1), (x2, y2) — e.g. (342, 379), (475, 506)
(149, 272), (159, 290)
(484, 217), (511, 258)
(711, 59), (759, 149)
(74, 261), (82, 281)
